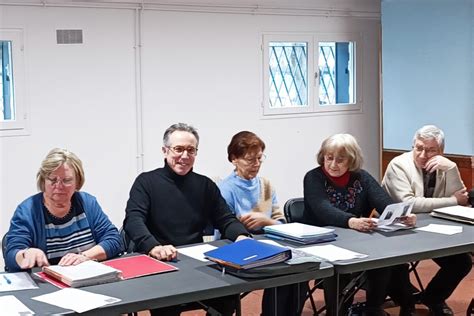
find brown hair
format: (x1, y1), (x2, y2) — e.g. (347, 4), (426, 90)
(227, 131), (265, 162)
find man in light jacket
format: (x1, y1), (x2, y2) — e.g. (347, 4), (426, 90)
(382, 125), (471, 316)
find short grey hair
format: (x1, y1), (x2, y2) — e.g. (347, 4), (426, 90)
(163, 123), (200, 147)
(316, 133), (363, 172)
(413, 125), (445, 151)
(36, 148), (85, 192)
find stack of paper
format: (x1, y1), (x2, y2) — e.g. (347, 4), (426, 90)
(43, 260), (122, 288)
(204, 239), (291, 270)
(431, 205), (474, 224)
(263, 222), (336, 244)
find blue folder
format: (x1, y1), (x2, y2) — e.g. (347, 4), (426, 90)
(204, 239), (292, 270)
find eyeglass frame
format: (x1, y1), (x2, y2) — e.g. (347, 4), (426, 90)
(45, 177), (76, 187)
(413, 145), (440, 156)
(240, 153), (267, 165)
(166, 145), (199, 156)
(324, 154), (348, 165)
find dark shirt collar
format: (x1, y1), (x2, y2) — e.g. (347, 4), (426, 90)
(162, 159), (193, 181)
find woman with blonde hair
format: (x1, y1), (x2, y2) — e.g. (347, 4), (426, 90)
(5, 148), (122, 271)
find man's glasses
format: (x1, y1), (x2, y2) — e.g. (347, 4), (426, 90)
(46, 177), (75, 187)
(413, 146), (439, 156)
(167, 146), (198, 156)
(242, 154), (266, 165)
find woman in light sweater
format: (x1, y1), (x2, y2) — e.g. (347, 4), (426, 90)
(219, 131), (305, 316)
(218, 131), (285, 234)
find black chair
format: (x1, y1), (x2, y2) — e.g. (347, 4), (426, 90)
(1, 233), (8, 272)
(284, 197), (324, 315)
(283, 198), (371, 315)
(119, 227), (135, 254)
(284, 197), (305, 223)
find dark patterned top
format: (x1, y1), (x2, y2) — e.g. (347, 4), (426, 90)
(303, 166), (393, 228)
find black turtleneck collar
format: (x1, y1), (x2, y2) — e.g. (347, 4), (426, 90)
(162, 159), (194, 181)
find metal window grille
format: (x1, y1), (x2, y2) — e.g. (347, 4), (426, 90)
(268, 42), (308, 108)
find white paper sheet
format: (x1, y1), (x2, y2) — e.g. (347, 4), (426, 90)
(178, 244), (217, 262)
(0, 272), (38, 292)
(0, 295), (35, 315)
(32, 288), (121, 313)
(415, 224), (463, 235)
(299, 244), (367, 262)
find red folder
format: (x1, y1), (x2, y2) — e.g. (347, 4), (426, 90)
(102, 254), (178, 280)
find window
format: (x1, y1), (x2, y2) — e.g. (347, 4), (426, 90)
(0, 29), (28, 136)
(263, 33), (362, 116)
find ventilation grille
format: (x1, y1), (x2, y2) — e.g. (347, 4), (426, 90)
(56, 30), (83, 44)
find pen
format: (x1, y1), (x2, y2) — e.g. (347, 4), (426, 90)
(3, 275), (12, 284)
(369, 209), (377, 219)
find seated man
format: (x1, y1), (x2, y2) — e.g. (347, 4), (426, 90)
(123, 122), (249, 316)
(382, 125), (472, 316)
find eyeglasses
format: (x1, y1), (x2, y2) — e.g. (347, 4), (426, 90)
(413, 145), (439, 156)
(46, 177), (75, 187)
(167, 146), (198, 156)
(324, 155), (348, 164)
(242, 154), (266, 165)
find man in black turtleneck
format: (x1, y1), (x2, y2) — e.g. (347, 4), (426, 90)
(124, 122), (249, 316)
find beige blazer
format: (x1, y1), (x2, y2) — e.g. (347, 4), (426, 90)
(382, 151), (465, 213)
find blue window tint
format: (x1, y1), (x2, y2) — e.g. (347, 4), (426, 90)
(1, 41), (15, 121)
(319, 41), (354, 106)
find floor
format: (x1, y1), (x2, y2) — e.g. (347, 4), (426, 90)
(135, 259), (473, 316)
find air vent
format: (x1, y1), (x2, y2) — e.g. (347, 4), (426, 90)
(56, 30), (83, 44)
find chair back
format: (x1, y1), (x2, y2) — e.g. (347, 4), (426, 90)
(119, 227), (136, 254)
(284, 197), (305, 223)
(2, 233), (8, 271)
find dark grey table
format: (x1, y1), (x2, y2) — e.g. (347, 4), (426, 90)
(0, 241), (333, 315)
(329, 213), (473, 274)
(325, 213), (474, 314)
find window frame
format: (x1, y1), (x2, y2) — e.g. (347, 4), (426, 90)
(0, 28), (29, 136)
(262, 32), (363, 117)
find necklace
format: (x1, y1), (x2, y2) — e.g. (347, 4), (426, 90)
(44, 202), (73, 220)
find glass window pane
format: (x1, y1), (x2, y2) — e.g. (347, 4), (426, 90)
(1, 40), (15, 121)
(268, 41), (308, 108)
(319, 41), (354, 106)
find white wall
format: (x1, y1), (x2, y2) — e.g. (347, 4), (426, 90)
(0, 6), (138, 235)
(0, 1), (381, 253)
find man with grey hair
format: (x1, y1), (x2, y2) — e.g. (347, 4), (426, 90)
(124, 123), (250, 316)
(382, 125), (471, 316)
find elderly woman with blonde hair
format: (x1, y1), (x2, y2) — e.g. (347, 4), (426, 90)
(303, 134), (416, 316)
(5, 148), (123, 272)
